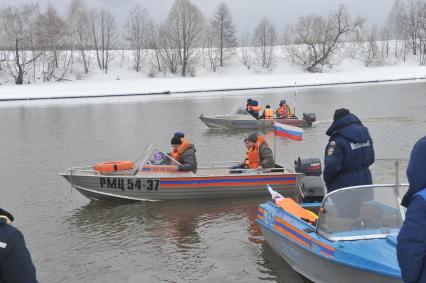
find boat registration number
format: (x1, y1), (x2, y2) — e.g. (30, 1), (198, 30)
(100, 177), (160, 191)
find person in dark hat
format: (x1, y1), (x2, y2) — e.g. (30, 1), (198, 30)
(323, 108), (375, 193)
(0, 208), (38, 282)
(169, 135), (197, 173)
(397, 136), (426, 283)
(245, 99), (253, 111)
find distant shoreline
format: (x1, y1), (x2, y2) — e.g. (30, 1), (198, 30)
(0, 67), (425, 102)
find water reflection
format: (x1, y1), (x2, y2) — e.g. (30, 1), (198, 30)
(65, 197), (292, 282)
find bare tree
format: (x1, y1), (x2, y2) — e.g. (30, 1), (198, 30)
(209, 3), (237, 68)
(159, 0), (205, 76)
(68, 0), (90, 74)
(253, 17), (277, 70)
(36, 4), (65, 80)
(0, 4), (42, 84)
(204, 25), (220, 71)
(416, 1), (426, 64)
(362, 25), (381, 67)
(90, 9), (118, 73)
(238, 32), (253, 69)
(286, 5), (363, 72)
(124, 6), (152, 73)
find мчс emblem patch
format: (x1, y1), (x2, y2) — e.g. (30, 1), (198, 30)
(327, 141), (336, 156)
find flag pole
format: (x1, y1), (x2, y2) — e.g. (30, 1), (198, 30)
(273, 125), (277, 163)
(294, 82), (297, 116)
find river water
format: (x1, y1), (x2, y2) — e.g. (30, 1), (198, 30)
(1, 81), (425, 282)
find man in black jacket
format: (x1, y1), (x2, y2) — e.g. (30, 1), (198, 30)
(0, 208), (37, 283)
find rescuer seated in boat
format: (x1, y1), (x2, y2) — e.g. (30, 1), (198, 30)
(232, 134), (274, 172)
(277, 100), (295, 119)
(259, 105), (274, 119)
(275, 101), (288, 119)
(246, 100), (261, 119)
(170, 135), (197, 173)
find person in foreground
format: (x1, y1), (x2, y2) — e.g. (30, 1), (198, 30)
(243, 133), (274, 169)
(0, 208), (38, 283)
(323, 108), (375, 193)
(397, 136), (426, 283)
(170, 135), (197, 173)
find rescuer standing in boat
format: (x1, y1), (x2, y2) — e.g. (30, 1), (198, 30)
(323, 108), (375, 192)
(397, 136), (426, 283)
(170, 135), (197, 173)
(0, 208), (38, 283)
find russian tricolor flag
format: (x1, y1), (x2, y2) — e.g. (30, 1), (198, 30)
(274, 122), (303, 141)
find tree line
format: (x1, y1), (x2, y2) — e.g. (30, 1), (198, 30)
(0, 0), (424, 85)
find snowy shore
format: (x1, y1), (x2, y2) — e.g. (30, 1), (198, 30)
(0, 63), (425, 101)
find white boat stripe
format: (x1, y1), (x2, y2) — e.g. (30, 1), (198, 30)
(0, 242), (7, 248)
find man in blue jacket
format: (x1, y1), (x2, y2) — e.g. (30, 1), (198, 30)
(323, 108), (375, 193)
(0, 208), (37, 283)
(397, 136), (426, 283)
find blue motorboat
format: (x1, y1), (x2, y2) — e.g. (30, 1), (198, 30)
(257, 184), (406, 283)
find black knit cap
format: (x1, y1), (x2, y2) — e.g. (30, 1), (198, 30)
(333, 108), (350, 121)
(0, 208), (14, 222)
(174, 132), (185, 139)
(247, 133), (258, 143)
(171, 136), (182, 145)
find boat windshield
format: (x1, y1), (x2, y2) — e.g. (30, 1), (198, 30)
(229, 103), (251, 116)
(316, 184), (406, 241)
(138, 145), (180, 168)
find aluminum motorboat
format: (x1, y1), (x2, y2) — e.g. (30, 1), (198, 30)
(256, 184), (406, 283)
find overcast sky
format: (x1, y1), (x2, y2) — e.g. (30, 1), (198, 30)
(0, 0), (393, 33)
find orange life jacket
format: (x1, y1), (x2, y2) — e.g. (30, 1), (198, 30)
(170, 138), (190, 161)
(245, 135), (265, 169)
(277, 106), (288, 119)
(249, 105), (261, 113)
(275, 197), (318, 225)
(264, 108), (274, 119)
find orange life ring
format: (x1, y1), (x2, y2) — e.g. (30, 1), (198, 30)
(93, 161), (135, 173)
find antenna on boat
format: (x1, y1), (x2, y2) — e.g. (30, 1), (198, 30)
(395, 160), (400, 197)
(294, 82), (297, 116)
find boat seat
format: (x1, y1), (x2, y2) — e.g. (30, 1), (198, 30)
(319, 205), (354, 234)
(359, 203), (383, 226)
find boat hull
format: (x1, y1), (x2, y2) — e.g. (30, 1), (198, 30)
(257, 202), (402, 283)
(61, 173), (302, 201)
(199, 115), (311, 129)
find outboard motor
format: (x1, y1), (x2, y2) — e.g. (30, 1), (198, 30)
(302, 112), (316, 126)
(294, 157), (326, 203)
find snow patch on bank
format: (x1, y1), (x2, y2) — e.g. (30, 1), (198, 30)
(0, 56), (425, 101)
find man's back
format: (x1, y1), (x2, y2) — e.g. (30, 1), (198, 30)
(324, 112), (374, 192)
(0, 221), (37, 283)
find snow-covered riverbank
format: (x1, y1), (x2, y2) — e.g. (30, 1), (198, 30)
(0, 61), (425, 101)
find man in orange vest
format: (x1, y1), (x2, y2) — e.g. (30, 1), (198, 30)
(276, 101), (288, 119)
(260, 105), (274, 119)
(244, 133), (274, 169)
(170, 135), (197, 173)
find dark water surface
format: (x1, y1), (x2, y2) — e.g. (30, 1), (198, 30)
(1, 82), (425, 282)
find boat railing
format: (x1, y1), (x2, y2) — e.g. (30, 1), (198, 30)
(63, 166), (101, 176)
(210, 161), (242, 167)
